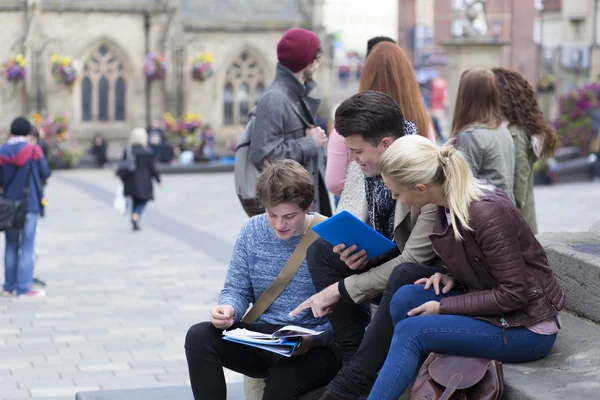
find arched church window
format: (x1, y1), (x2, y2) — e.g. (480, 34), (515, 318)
(255, 82), (265, 106)
(81, 45), (128, 122)
(98, 76), (109, 121)
(223, 50), (267, 126)
(223, 83), (234, 126)
(238, 83), (249, 124)
(115, 77), (126, 121)
(81, 77), (92, 121)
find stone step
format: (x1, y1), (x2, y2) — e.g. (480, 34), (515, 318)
(538, 231), (600, 323)
(503, 312), (600, 399)
(74, 315), (599, 400)
(75, 383), (242, 400)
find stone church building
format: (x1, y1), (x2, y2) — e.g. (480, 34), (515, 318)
(0, 0), (332, 148)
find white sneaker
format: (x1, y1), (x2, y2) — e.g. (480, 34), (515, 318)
(17, 289), (46, 299)
(1, 290), (12, 298)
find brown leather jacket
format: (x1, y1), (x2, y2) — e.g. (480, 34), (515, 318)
(430, 189), (565, 331)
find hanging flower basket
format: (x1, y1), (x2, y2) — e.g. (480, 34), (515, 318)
(190, 53), (214, 82)
(3, 54), (26, 83)
(144, 53), (167, 81)
(51, 55), (77, 86)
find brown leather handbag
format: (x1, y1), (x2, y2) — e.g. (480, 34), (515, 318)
(409, 354), (504, 400)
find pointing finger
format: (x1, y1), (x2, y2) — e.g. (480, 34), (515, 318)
(289, 299), (311, 317)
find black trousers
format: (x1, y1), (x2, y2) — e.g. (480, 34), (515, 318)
(184, 321), (341, 400)
(306, 238), (446, 399)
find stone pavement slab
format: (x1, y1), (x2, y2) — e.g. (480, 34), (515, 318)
(1, 171), (246, 398)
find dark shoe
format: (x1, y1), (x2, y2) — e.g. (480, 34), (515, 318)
(132, 219), (141, 231)
(33, 277), (46, 287)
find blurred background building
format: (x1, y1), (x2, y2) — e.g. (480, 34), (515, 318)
(0, 0), (332, 148)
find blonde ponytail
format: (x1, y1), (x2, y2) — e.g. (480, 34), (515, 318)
(380, 136), (492, 240)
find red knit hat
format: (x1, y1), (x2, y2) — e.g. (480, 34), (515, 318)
(277, 28), (320, 73)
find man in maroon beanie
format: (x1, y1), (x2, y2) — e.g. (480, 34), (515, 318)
(248, 27), (332, 217)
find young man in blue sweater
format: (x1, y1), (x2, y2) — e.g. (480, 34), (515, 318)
(185, 159), (340, 400)
(1, 117), (51, 298)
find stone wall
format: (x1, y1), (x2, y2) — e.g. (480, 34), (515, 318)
(0, 11), (27, 134)
(41, 11), (157, 142)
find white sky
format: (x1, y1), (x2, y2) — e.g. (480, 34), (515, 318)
(323, 0), (399, 54)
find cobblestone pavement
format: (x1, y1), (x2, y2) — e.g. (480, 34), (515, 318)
(0, 170), (597, 399)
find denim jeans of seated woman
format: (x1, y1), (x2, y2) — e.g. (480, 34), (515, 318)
(367, 284), (558, 400)
(3, 212), (39, 295)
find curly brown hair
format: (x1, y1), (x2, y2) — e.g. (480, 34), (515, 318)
(492, 67), (559, 158)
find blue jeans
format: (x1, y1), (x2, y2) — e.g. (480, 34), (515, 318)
(3, 213), (39, 295)
(131, 199), (147, 217)
(368, 284), (558, 400)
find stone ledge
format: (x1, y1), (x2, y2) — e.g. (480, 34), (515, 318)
(76, 383), (243, 400)
(74, 314), (599, 400)
(156, 163), (234, 174)
(503, 312), (600, 399)
(537, 231), (600, 323)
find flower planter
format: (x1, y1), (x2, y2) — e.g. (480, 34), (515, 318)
(3, 54), (26, 83)
(190, 53), (214, 82)
(51, 55), (77, 86)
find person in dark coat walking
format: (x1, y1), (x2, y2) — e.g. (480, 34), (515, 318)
(119, 128), (161, 231)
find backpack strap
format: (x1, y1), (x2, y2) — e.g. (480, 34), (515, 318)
(241, 213), (327, 323)
(21, 146), (36, 202)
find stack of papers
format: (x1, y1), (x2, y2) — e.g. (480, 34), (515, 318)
(222, 325), (323, 357)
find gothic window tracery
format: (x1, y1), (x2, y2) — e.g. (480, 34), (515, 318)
(223, 50), (267, 126)
(81, 45), (127, 122)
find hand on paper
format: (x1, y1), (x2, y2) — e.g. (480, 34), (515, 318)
(333, 243), (367, 270)
(292, 335), (313, 357)
(211, 305), (235, 330)
(289, 283), (341, 318)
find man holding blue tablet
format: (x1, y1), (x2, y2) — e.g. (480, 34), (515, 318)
(290, 91), (446, 400)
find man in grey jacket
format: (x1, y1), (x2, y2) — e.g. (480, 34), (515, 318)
(250, 28), (331, 216)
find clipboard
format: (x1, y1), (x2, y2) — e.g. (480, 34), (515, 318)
(311, 210), (396, 260)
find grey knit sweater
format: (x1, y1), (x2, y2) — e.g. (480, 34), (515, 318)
(218, 214), (333, 347)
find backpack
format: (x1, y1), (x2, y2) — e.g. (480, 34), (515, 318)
(234, 97), (314, 218)
(234, 106), (264, 217)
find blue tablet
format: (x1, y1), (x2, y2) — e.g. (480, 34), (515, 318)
(312, 211), (397, 260)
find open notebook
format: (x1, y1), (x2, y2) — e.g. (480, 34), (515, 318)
(222, 325), (323, 357)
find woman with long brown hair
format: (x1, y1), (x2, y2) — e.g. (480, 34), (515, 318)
(451, 68), (516, 202)
(492, 67), (559, 234)
(326, 41), (435, 217)
(359, 42), (434, 140)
